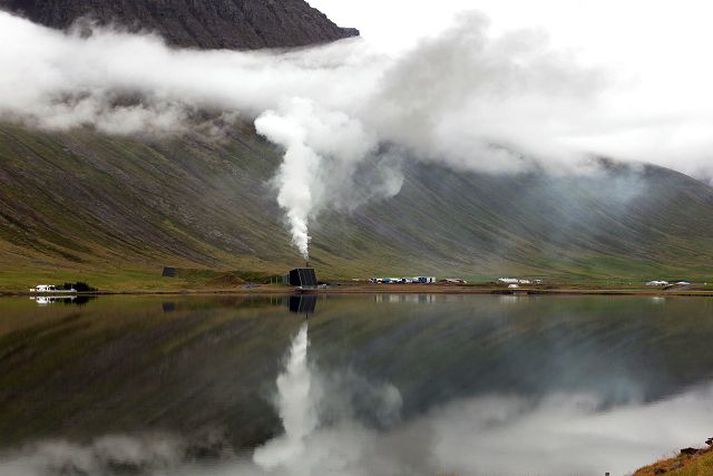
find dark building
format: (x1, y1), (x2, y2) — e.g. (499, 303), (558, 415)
(162, 267), (177, 278)
(283, 268), (318, 287)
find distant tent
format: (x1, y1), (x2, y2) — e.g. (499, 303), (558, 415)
(283, 268), (318, 287)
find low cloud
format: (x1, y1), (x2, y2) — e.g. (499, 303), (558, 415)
(0, 10), (710, 257)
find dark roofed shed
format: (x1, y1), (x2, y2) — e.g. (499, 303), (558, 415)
(283, 268), (317, 287)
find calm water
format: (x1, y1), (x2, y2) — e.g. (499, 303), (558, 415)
(0, 294), (712, 476)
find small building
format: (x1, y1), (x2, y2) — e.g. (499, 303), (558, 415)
(497, 278), (520, 285)
(162, 267), (177, 278)
(283, 268), (318, 287)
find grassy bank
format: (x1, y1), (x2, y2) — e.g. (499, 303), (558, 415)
(635, 444), (713, 475)
(4, 279), (713, 297)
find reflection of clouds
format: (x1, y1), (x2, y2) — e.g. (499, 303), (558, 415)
(4, 324), (712, 476)
(423, 387), (713, 475)
(5, 384), (713, 476)
(0, 435), (183, 476)
(230, 384), (713, 476)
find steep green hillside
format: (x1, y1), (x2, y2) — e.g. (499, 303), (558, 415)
(0, 123), (712, 290)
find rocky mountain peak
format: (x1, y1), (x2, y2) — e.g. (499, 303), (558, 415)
(0, 0), (359, 50)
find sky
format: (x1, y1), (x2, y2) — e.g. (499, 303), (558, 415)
(310, 0), (713, 59)
(310, 0), (713, 177)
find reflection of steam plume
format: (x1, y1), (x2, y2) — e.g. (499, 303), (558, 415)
(253, 323), (316, 470)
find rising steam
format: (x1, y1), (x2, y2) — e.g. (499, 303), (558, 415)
(255, 100), (378, 259)
(1, 9), (713, 255)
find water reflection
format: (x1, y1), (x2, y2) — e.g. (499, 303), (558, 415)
(374, 294), (437, 304)
(286, 295), (318, 315)
(29, 295), (96, 306)
(1, 295), (712, 475)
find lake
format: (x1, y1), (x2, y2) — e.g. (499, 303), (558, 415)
(0, 294), (712, 475)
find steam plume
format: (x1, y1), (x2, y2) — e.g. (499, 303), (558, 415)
(255, 99), (377, 259)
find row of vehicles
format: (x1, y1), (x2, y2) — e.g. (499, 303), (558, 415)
(369, 276), (438, 284)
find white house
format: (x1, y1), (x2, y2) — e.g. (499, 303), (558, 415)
(31, 284), (57, 293)
(29, 284), (77, 293)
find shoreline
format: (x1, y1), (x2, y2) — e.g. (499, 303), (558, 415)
(3, 284), (713, 298)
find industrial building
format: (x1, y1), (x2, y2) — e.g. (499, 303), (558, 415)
(283, 268), (318, 287)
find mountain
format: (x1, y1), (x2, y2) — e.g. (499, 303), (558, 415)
(0, 0), (359, 50)
(1, 122), (712, 290)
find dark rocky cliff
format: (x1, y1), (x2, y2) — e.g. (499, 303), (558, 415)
(0, 0), (359, 49)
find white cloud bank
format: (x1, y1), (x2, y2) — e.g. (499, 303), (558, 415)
(0, 9), (711, 257)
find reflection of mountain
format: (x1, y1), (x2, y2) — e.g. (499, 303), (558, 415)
(2, 295), (713, 475)
(2, 295), (713, 452)
(1, 124), (713, 286)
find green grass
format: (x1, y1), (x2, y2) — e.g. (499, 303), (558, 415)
(1, 122), (713, 291)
